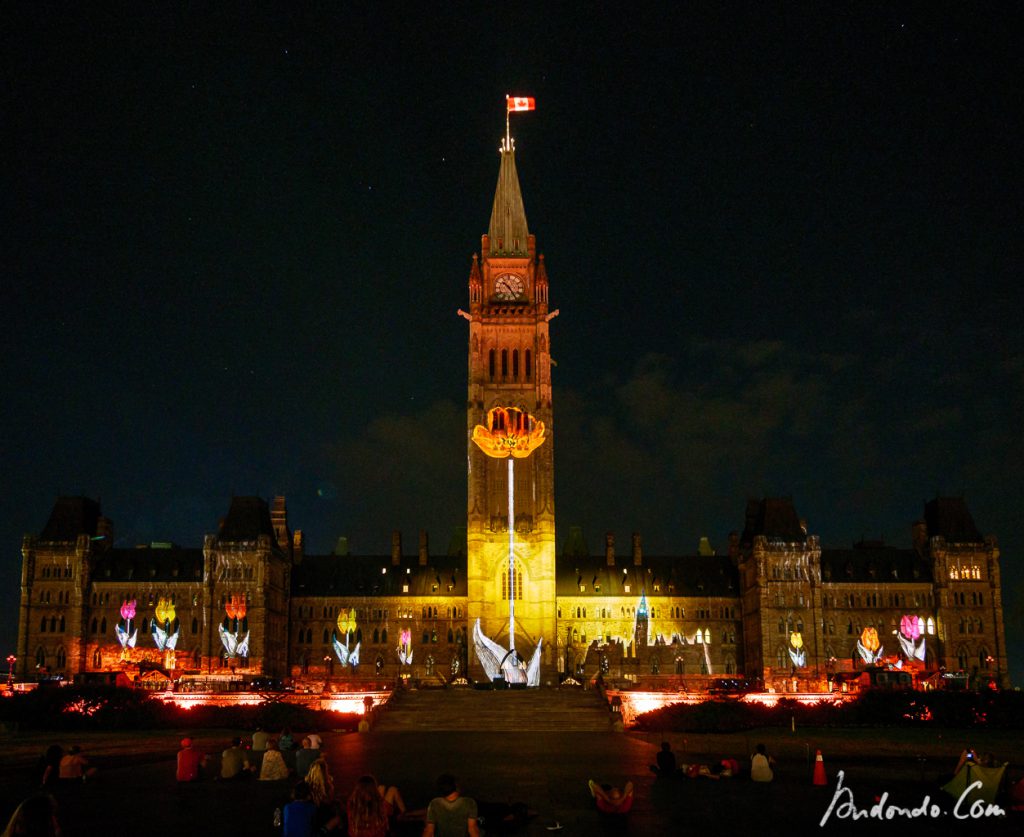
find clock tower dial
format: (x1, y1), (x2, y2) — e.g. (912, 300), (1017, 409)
(494, 273), (524, 301)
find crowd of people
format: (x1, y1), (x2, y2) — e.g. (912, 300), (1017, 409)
(10, 732), (1020, 836)
(641, 740), (773, 783)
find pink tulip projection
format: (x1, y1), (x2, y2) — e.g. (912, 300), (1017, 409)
(398, 628), (413, 666)
(115, 599), (138, 658)
(898, 614), (927, 661)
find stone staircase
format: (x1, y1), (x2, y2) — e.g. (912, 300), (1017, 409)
(372, 687), (615, 732)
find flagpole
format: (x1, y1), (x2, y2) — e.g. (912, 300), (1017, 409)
(505, 95), (511, 150)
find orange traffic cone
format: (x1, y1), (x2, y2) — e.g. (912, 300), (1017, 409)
(813, 749), (827, 786)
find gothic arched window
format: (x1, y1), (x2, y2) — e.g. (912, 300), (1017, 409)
(500, 563), (523, 600)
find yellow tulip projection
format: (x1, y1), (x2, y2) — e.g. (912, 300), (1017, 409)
(332, 608), (360, 668)
(151, 597), (179, 651)
(787, 630), (806, 668)
(470, 407), (546, 684)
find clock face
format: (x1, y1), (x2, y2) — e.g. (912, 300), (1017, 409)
(494, 273), (525, 300)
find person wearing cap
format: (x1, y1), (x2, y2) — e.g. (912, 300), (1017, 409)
(176, 737), (206, 782)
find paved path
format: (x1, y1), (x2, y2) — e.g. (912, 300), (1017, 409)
(2, 730), (1019, 835)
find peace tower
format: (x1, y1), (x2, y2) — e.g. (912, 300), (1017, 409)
(462, 135), (557, 674)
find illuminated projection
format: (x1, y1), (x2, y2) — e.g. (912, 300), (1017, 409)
(151, 598), (179, 651)
(856, 626), (884, 664)
(473, 619), (542, 686)
(332, 609), (360, 667)
(470, 407), (546, 687)
(397, 628), (412, 666)
(115, 599), (138, 659)
(898, 614), (927, 662)
(788, 631), (807, 668)
(218, 595), (250, 658)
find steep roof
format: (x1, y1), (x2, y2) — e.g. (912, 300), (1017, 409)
(924, 497), (983, 543)
(218, 497), (276, 543)
(487, 148), (529, 257)
(555, 554), (739, 598)
(90, 547), (205, 583)
(292, 554), (468, 598)
(740, 497), (806, 545)
(820, 544), (933, 584)
(39, 497), (101, 542)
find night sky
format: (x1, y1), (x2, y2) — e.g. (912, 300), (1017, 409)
(3, 6), (1021, 680)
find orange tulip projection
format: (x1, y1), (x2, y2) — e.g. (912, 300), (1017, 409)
(225, 595), (247, 621)
(471, 407), (546, 459)
(857, 625), (884, 663)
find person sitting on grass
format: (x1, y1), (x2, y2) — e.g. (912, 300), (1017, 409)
(293, 737), (317, 780)
(176, 738), (207, 783)
(2, 793), (61, 837)
(59, 745), (98, 783)
(649, 741), (679, 777)
(307, 759), (342, 834)
(588, 780), (634, 814)
(750, 743), (775, 783)
(220, 737), (254, 780)
(258, 739), (289, 781)
(423, 773), (480, 837)
(39, 745), (63, 790)
(346, 775), (390, 837)
(283, 780), (317, 837)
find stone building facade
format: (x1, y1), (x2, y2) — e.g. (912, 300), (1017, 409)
(15, 138), (1010, 691)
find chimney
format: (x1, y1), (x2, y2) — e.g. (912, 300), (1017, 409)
(605, 532), (615, 567)
(728, 531), (740, 560)
(912, 520), (928, 554)
(418, 530), (429, 566)
(293, 530), (304, 564)
(391, 531), (402, 566)
(632, 532), (642, 566)
(271, 496), (290, 552)
(96, 516), (114, 550)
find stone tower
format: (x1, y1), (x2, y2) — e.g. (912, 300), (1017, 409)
(738, 498), (823, 691)
(463, 135), (557, 674)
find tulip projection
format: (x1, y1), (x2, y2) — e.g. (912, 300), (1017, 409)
(397, 628), (413, 666)
(897, 614), (927, 662)
(151, 598), (180, 651)
(332, 609), (360, 667)
(857, 626), (884, 664)
(218, 594), (250, 658)
(788, 631), (807, 668)
(470, 407), (547, 686)
(473, 619), (542, 686)
(115, 599), (138, 659)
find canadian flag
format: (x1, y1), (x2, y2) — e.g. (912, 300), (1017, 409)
(507, 97), (536, 112)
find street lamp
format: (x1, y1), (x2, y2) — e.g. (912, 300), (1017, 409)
(6, 655), (16, 687)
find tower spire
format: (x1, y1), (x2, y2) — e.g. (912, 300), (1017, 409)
(487, 143), (530, 257)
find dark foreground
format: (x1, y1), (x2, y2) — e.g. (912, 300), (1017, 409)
(1, 728), (1021, 836)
